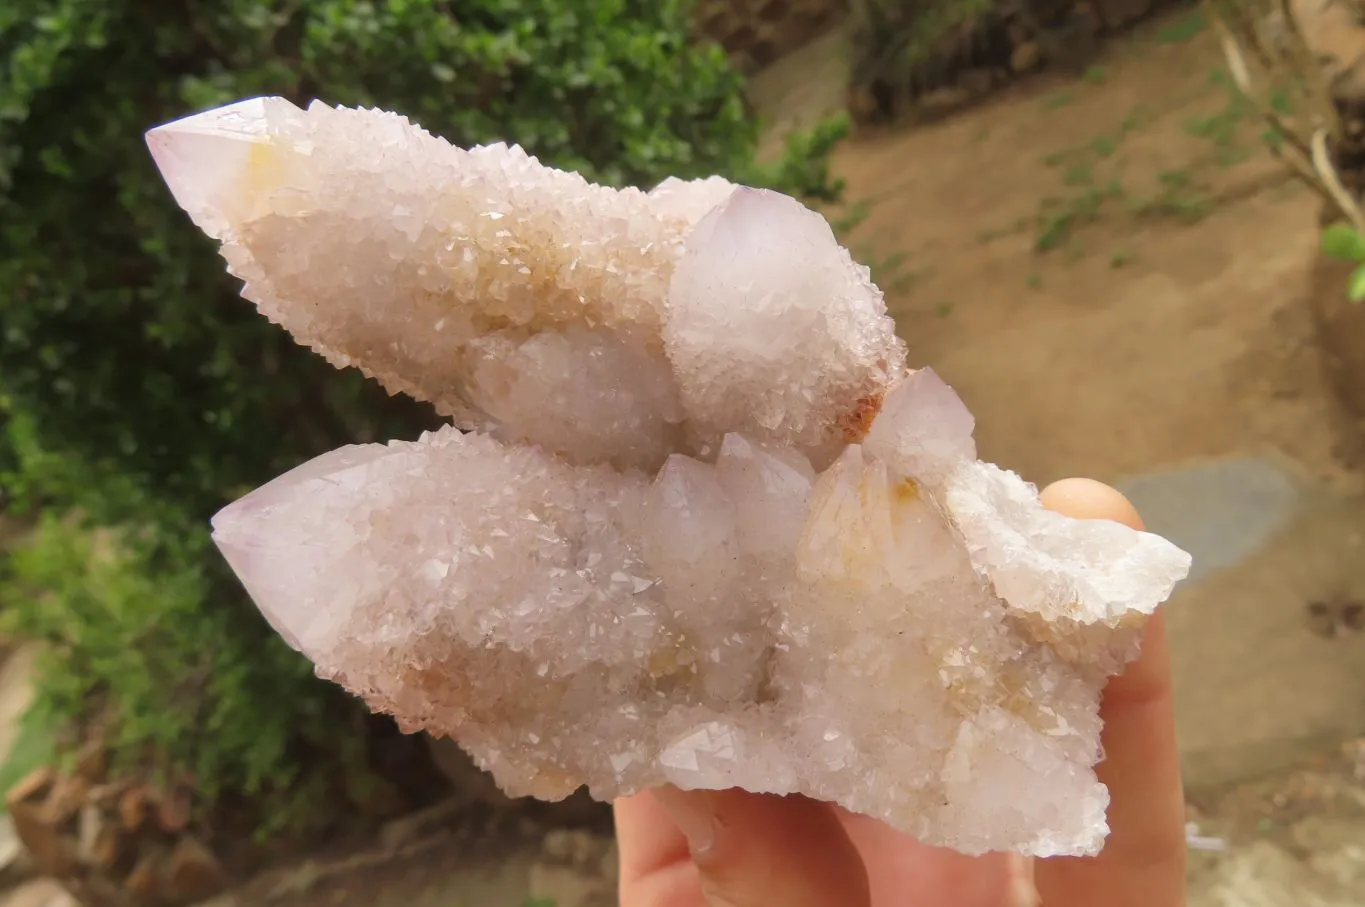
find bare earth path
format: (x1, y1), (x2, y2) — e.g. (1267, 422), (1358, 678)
(11, 12), (1359, 907)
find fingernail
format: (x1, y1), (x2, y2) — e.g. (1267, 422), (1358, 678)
(652, 785), (719, 856)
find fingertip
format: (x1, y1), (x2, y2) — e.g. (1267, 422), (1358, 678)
(652, 788), (871, 907)
(1040, 477), (1144, 530)
(615, 789), (694, 891)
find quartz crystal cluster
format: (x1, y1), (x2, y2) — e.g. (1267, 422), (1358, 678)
(147, 97), (1191, 857)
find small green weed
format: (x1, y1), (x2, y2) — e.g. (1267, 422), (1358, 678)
(1321, 222), (1365, 303)
(1034, 182), (1123, 252)
(1063, 163), (1095, 187)
(1090, 134), (1118, 158)
(1118, 104), (1156, 135)
(1158, 169), (1191, 189)
(1129, 169), (1209, 222)
(976, 216), (1031, 244)
(854, 245), (918, 293)
(1154, 11), (1206, 44)
(1183, 94), (1251, 148)
(830, 198), (874, 235)
(1268, 87), (1294, 115)
(1132, 190), (1209, 223)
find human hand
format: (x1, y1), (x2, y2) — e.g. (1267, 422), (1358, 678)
(614, 478), (1186, 907)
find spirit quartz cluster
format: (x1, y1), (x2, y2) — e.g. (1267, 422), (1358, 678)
(146, 97), (1191, 857)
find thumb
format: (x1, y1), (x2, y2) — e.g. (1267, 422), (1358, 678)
(651, 785), (871, 907)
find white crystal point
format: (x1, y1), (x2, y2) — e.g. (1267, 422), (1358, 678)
(863, 368), (977, 480)
(211, 442), (394, 654)
(145, 97), (285, 237)
(151, 97), (1196, 857)
(665, 188), (907, 464)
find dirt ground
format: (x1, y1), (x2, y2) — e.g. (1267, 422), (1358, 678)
(14, 10), (1365, 907)
(832, 27), (1352, 492)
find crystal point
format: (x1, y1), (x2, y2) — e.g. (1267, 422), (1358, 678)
(151, 98), (1193, 857)
(145, 97), (284, 237)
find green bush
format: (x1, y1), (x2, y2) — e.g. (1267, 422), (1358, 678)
(0, 0), (844, 829)
(0, 514), (356, 824)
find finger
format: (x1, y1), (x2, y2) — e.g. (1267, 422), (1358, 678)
(616, 786), (871, 907)
(836, 807), (1019, 907)
(1034, 478), (1187, 907)
(615, 790), (699, 907)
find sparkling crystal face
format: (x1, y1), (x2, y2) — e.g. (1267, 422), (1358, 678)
(149, 98), (1192, 857)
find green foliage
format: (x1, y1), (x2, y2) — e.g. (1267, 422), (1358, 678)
(1322, 222), (1365, 263)
(0, 513), (355, 824)
(1350, 267), (1365, 304)
(1153, 9), (1206, 45)
(0, 0), (841, 827)
(752, 114), (850, 206)
(1321, 223), (1365, 304)
(0, 686), (60, 814)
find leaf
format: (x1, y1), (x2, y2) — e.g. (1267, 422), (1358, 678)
(1349, 264), (1365, 304)
(1321, 223), (1365, 262)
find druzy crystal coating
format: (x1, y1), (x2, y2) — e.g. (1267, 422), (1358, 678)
(147, 98), (1191, 857)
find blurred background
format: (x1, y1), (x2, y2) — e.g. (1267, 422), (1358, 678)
(1, 0), (1364, 905)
